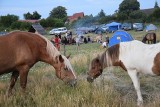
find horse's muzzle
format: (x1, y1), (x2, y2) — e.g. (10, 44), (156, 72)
(67, 79), (77, 87)
(87, 76), (94, 83)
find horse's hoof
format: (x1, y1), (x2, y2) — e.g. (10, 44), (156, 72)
(137, 100), (143, 107)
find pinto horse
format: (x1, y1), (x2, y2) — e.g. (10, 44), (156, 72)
(0, 31), (77, 96)
(87, 40), (160, 106)
(142, 32), (156, 44)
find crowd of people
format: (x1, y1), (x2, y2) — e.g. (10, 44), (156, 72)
(50, 30), (110, 51)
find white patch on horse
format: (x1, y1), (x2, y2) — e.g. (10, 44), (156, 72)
(119, 40), (159, 75)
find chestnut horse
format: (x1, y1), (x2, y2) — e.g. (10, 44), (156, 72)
(87, 40), (160, 106)
(0, 31), (77, 96)
(142, 32), (156, 44)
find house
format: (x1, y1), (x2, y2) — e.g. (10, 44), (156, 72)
(68, 12), (84, 22)
(140, 8), (155, 16)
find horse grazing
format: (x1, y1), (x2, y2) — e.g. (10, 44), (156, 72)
(87, 40), (160, 106)
(142, 32), (156, 44)
(0, 31), (77, 96)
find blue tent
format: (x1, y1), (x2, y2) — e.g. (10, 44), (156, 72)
(108, 30), (134, 47)
(106, 22), (121, 33)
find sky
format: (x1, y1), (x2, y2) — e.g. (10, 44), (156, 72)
(0, 0), (159, 19)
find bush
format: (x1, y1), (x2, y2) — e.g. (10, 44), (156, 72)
(20, 22), (31, 30)
(11, 21), (22, 30)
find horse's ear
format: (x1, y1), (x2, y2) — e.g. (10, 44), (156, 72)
(59, 55), (64, 63)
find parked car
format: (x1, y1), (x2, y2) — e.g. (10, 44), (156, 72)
(133, 23), (143, 31)
(0, 32), (7, 36)
(122, 23), (132, 31)
(49, 27), (67, 35)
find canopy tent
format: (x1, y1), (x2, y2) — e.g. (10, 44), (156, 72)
(108, 30), (134, 47)
(106, 22), (121, 33)
(145, 24), (157, 32)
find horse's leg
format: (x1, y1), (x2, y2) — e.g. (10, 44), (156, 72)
(7, 71), (19, 96)
(128, 70), (143, 106)
(18, 65), (29, 93)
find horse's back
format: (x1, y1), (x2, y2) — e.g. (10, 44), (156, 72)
(0, 31), (45, 74)
(119, 40), (160, 75)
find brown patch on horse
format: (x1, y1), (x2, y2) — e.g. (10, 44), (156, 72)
(107, 44), (127, 71)
(107, 44), (120, 63)
(152, 52), (160, 75)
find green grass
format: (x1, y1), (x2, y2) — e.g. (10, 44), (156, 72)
(0, 30), (160, 107)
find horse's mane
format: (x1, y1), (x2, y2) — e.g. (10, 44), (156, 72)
(35, 33), (61, 58)
(98, 44), (120, 68)
(62, 55), (76, 78)
(35, 33), (76, 77)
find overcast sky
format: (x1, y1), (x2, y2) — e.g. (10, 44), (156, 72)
(0, 0), (159, 19)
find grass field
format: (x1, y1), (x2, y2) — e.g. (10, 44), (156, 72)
(0, 30), (160, 107)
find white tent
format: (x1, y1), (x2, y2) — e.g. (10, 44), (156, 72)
(145, 24), (157, 32)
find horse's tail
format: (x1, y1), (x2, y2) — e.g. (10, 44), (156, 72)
(142, 35), (146, 43)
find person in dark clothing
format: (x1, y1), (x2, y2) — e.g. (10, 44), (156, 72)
(87, 36), (91, 43)
(84, 37), (88, 44)
(58, 33), (61, 39)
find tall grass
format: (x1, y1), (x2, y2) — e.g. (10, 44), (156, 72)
(0, 30), (160, 107)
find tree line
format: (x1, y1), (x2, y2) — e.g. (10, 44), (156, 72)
(0, 0), (160, 31)
(72, 0), (160, 28)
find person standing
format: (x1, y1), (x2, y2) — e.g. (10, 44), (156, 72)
(54, 35), (60, 51)
(105, 32), (109, 44)
(75, 36), (80, 51)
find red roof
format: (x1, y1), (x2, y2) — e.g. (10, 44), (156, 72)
(68, 12), (84, 22)
(18, 20), (39, 23)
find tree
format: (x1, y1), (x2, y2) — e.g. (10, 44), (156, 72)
(0, 14), (19, 27)
(117, 12), (128, 21)
(152, 8), (160, 19)
(49, 6), (67, 22)
(118, 0), (140, 20)
(24, 11), (41, 20)
(11, 21), (22, 29)
(20, 22), (31, 30)
(98, 9), (106, 18)
(24, 12), (33, 19)
(154, 1), (159, 8)
(129, 10), (147, 22)
(32, 11), (41, 19)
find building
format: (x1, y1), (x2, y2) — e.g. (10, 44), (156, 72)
(18, 19), (39, 23)
(68, 12), (84, 22)
(140, 8), (155, 16)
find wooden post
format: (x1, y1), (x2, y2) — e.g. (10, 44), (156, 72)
(63, 44), (66, 56)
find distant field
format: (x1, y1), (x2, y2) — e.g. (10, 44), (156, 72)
(0, 30), (160, 107)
